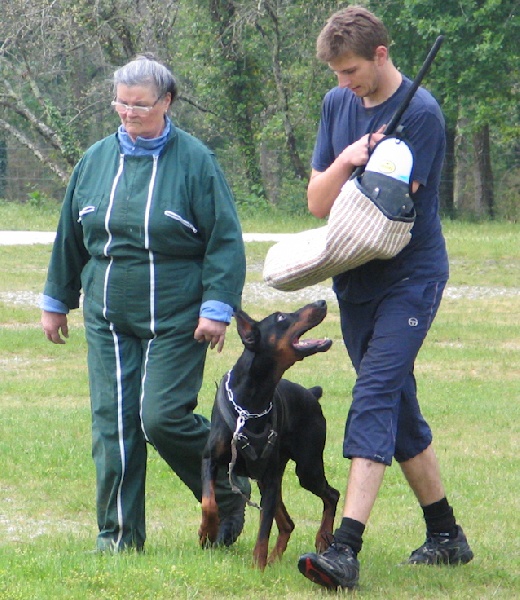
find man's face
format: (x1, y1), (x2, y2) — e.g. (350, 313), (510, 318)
(328, 51), (381, 99)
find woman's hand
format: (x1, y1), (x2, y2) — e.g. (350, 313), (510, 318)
(194, 317), (227, 353)
(41, 310), (69, 344)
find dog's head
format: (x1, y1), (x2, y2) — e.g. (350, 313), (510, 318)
(234, 300), (332, 380)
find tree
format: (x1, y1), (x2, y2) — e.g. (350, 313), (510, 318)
(377, 0), (519, 217)
(1, 2), (98, 180)
(206, 0), (267, 199)
(0, 0), (517, 216)
(0, 0), (179, 183)
(0, 134), (7, 198)
(173, 1), (338, 206)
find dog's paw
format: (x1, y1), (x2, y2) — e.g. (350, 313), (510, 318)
(198, 519), (219, 549)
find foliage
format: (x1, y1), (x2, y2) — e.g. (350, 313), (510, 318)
(373, 0), (519, 217)
(0, 0), (518, 216)
(376, 0), (519, 132)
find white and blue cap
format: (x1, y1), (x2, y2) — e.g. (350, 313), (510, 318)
(356, 136), (415, 220)
(365, 136), (414, 184)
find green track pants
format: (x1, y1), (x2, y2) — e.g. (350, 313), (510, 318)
(83, 269), (245, 551)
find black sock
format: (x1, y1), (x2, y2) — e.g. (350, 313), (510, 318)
(422, 498), (458, 538)
(333, 517), (365, 556)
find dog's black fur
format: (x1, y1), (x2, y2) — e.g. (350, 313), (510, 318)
(199, 300), (339, 569)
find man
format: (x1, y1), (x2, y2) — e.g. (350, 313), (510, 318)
(297, 7), (473, 590)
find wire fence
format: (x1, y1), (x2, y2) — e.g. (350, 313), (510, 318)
(0, 145), (67, 202)
(1, 144), (519, 219)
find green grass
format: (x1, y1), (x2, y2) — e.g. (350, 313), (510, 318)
(0, 198), (61, 232)
(0, 196), (322, 234)
(1, 203), (519, 598)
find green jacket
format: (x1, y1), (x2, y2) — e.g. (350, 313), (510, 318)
(44, 126), (245, 313)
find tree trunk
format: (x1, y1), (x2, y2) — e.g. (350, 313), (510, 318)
(453, 116), (471, 214)
(440, 126), (455, 216)
(473, 124), (494, 218)
(260, 142), (280, 205)
(0, 119), (69, 182)
(263, 2), (308, 182)
(0, 135), (7, 199)
(209, 0), (266, 200)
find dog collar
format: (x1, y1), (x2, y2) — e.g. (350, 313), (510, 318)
(224, 369), (273, 436)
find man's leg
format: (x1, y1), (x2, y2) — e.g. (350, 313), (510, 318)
(297, 457), (383, 590)
(400, 444), (445, 506)
(343, 457), (386, 524)
(329, 287), (434, 560)
(400, 445), (473, 565)
(299, 282), (449, 587)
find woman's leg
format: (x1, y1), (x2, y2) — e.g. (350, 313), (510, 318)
(86, 317), (147, 551)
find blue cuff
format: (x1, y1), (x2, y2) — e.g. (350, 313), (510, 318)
(39, 294), (69, 314)
(199, 300), (233, 324)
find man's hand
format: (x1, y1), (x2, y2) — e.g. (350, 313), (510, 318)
(308, 126), (386, 218)
(339, 127), (386, 169)
(41, 310), (69, 344)
(194, 317), (227, 353)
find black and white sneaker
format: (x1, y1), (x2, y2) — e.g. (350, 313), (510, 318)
(298, 540), (360, 590)
(407, 525), (474, 565)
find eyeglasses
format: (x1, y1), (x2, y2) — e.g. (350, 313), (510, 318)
(111, 97), (161, 115)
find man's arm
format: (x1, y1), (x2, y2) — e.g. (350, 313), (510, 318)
(308, 130), (386, 218)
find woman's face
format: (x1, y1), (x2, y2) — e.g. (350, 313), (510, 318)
(114, 84), (171, 141)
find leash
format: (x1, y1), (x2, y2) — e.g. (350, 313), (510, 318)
(224, 369), (274, 511)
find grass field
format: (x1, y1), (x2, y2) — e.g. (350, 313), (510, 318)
(0, 203), (519, 598)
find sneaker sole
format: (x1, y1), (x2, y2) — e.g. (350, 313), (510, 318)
(298, 556), (357, 590)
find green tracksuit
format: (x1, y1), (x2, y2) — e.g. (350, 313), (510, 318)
(44, 126), (246, 550)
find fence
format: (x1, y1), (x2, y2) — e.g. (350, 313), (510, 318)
(1, 143), (519, 219)
(0, 145), (67, 202)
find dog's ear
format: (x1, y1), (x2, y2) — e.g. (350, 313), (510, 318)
(234, 310), (259, 351)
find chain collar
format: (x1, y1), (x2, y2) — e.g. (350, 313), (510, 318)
(224, 369), (273, 437)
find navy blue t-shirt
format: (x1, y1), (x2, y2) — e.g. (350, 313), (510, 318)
(312, 76), (449, 302)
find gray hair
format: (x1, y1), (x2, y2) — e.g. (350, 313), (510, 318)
(113, 54), (178, 102)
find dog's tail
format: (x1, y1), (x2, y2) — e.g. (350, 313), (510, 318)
(308, 386), (323, 401)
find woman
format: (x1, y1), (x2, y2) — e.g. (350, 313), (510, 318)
(41, 55), (249, 552)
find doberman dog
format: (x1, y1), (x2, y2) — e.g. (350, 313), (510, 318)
(199, 300), (340, 570)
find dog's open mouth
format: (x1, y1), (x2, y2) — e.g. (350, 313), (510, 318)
(292, 335), (332, 355)
(289, 301), (332, 356)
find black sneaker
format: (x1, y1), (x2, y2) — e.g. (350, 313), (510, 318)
(298, 540), (360, 590)
(215, 495), (247, 547)
(407, 525), (474, 565)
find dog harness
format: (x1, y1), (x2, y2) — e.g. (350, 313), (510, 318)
(217, 370), (285, 504)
